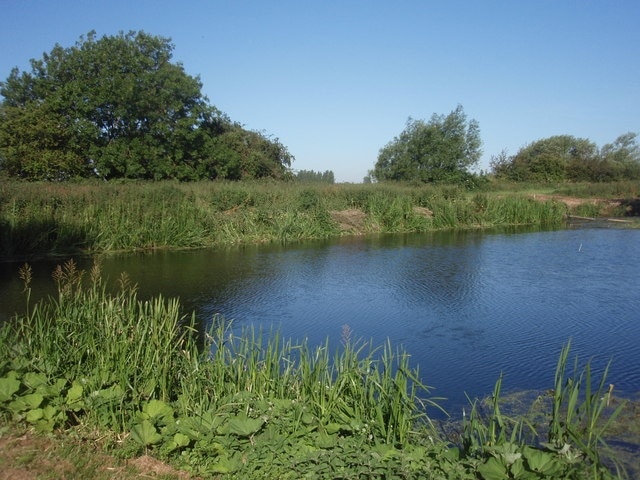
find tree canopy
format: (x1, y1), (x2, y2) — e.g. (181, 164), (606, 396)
(294, 169), (335, 183)
(490, 133), (640, 182)
(0, 31), (293, 180)
(372, 105), (482, 184)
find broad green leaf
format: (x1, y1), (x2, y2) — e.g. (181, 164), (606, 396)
(8, 393), (44, 412)
(209, 454), (238, 474)
(26, 408), (44, 423)
(38, 378), (67, 398)
(164, 432), (191, 453)
(42, 405), (59, 421)
(178, 411), (221, 437)
(0, 374), (20, 402)
(143, 399), (174, 424)
(523, 446), (564, 476)
(66, 382), (84, 405)
(509, 457), (526, 477)
(324, 423), (344, 435)
(477, 457), (508, 480)
(173, 432), (190, 448)
(443, 447), (461, 461)
(87, 384), (124, 406)
(23, 372), (48, 390)
(220, 414), (265, 437)
(130, 420), (163, 446)
(315, 431), (337, 449)
(371, 443), (401, 461)
(301, 412), (315, 425)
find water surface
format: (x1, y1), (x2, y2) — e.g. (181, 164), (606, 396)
(2, 227), (639, 414)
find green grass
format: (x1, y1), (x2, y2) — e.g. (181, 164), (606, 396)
(0, 261), (629, 478)
(0, 179), (585, 257)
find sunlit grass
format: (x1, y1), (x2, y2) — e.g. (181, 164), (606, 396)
(0, 179), (584, 256)
(0, 261), (629, 478)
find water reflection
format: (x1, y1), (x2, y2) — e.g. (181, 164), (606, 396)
(1, 227), (639, 415)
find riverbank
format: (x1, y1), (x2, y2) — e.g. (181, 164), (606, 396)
(2, 179), (637, 259)
(0, 261), (632, 479)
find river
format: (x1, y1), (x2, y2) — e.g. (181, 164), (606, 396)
(1, 226), (639, 415)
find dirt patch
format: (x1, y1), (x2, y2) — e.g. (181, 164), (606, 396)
(530, 194), (621, 210)
(329, 209), (368, 234)
(128, 455), (192, 479)
(0, 433), (73, 480)
(412, 206), (433, 218)
(0, 429), (195, 480)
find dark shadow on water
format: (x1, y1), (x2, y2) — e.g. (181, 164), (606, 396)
(0, 219), (91, 260)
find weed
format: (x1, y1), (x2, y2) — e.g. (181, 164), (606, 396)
(0, 264), (627, 478)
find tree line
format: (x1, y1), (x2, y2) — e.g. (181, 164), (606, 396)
(293, 169), (335, 184)
(490, 133), (640, 182)
(1, 31), (637, 185)
(370, 105), (639, 185)
(0, 31), (293, 181)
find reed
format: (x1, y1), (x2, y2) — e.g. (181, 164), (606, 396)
(1, 180), (585, 257)
(549, 343), (626, 472)
(0, 262), (440, 447)
(0, 264), (626, 478)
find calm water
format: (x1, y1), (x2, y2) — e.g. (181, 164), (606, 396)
(1, 227), (639, 414)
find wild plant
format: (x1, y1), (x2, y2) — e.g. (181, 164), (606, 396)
(461, 374), (534, 455)
(548, 342), (626, 473)
(1, 260), (202, 430)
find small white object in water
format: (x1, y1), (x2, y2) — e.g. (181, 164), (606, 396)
(578, 243), (582, 252)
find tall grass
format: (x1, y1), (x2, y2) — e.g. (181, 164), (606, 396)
(0, 180), (579, 257)
(548, 343), (626, 472)
(553, 181), (640, 199)
(460, 343), (627, 478)
(0, 263), (627, 478)
(0, 261), (439, 446)
(2, 261), (201, 428)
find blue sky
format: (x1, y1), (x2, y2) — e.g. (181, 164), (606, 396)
(1, 1), (638, 182)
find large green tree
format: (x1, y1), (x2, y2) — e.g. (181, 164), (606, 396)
(372, 105), (482, 184)
(491, 133), (640, 182)
(0, 31), (293, 180)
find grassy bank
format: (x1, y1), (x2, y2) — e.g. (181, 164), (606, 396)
(0, 262), (629, 478)
(0, 180), (596, 258)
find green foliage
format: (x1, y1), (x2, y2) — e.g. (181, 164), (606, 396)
(547, 342), (626, 472)
(458, 344), (627, 479)
(373, 105), (482, 184)
(491, 133), (640, 182)
(0, 31), (293, 181)
(0, 181), (578, 257)
(0, 264), (627, 478)
(294, 169), (335, 183)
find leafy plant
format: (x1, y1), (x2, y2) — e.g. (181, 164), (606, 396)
(0, 264), (629, 478)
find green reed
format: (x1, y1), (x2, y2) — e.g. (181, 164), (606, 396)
(198, 320), (442, 447)
(0, 262), (440, 448)
(0, 180), (583, 257)
(549, 343), (625, 471)
(1, 260), (201, 429)
(0, 264), (627, 478)
(459, 343), (627, 479)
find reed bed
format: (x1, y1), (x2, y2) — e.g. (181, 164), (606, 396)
(0, 180), (574, 257)
(0, 261), (627, 478)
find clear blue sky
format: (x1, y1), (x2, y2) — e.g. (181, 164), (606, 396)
(1, 1), (638, 182)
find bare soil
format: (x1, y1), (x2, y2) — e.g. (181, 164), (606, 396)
(530, 194), (620, 209)
(0, 428), (196, 480)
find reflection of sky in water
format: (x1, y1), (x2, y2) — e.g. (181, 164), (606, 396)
(2, 228), (639, 415)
